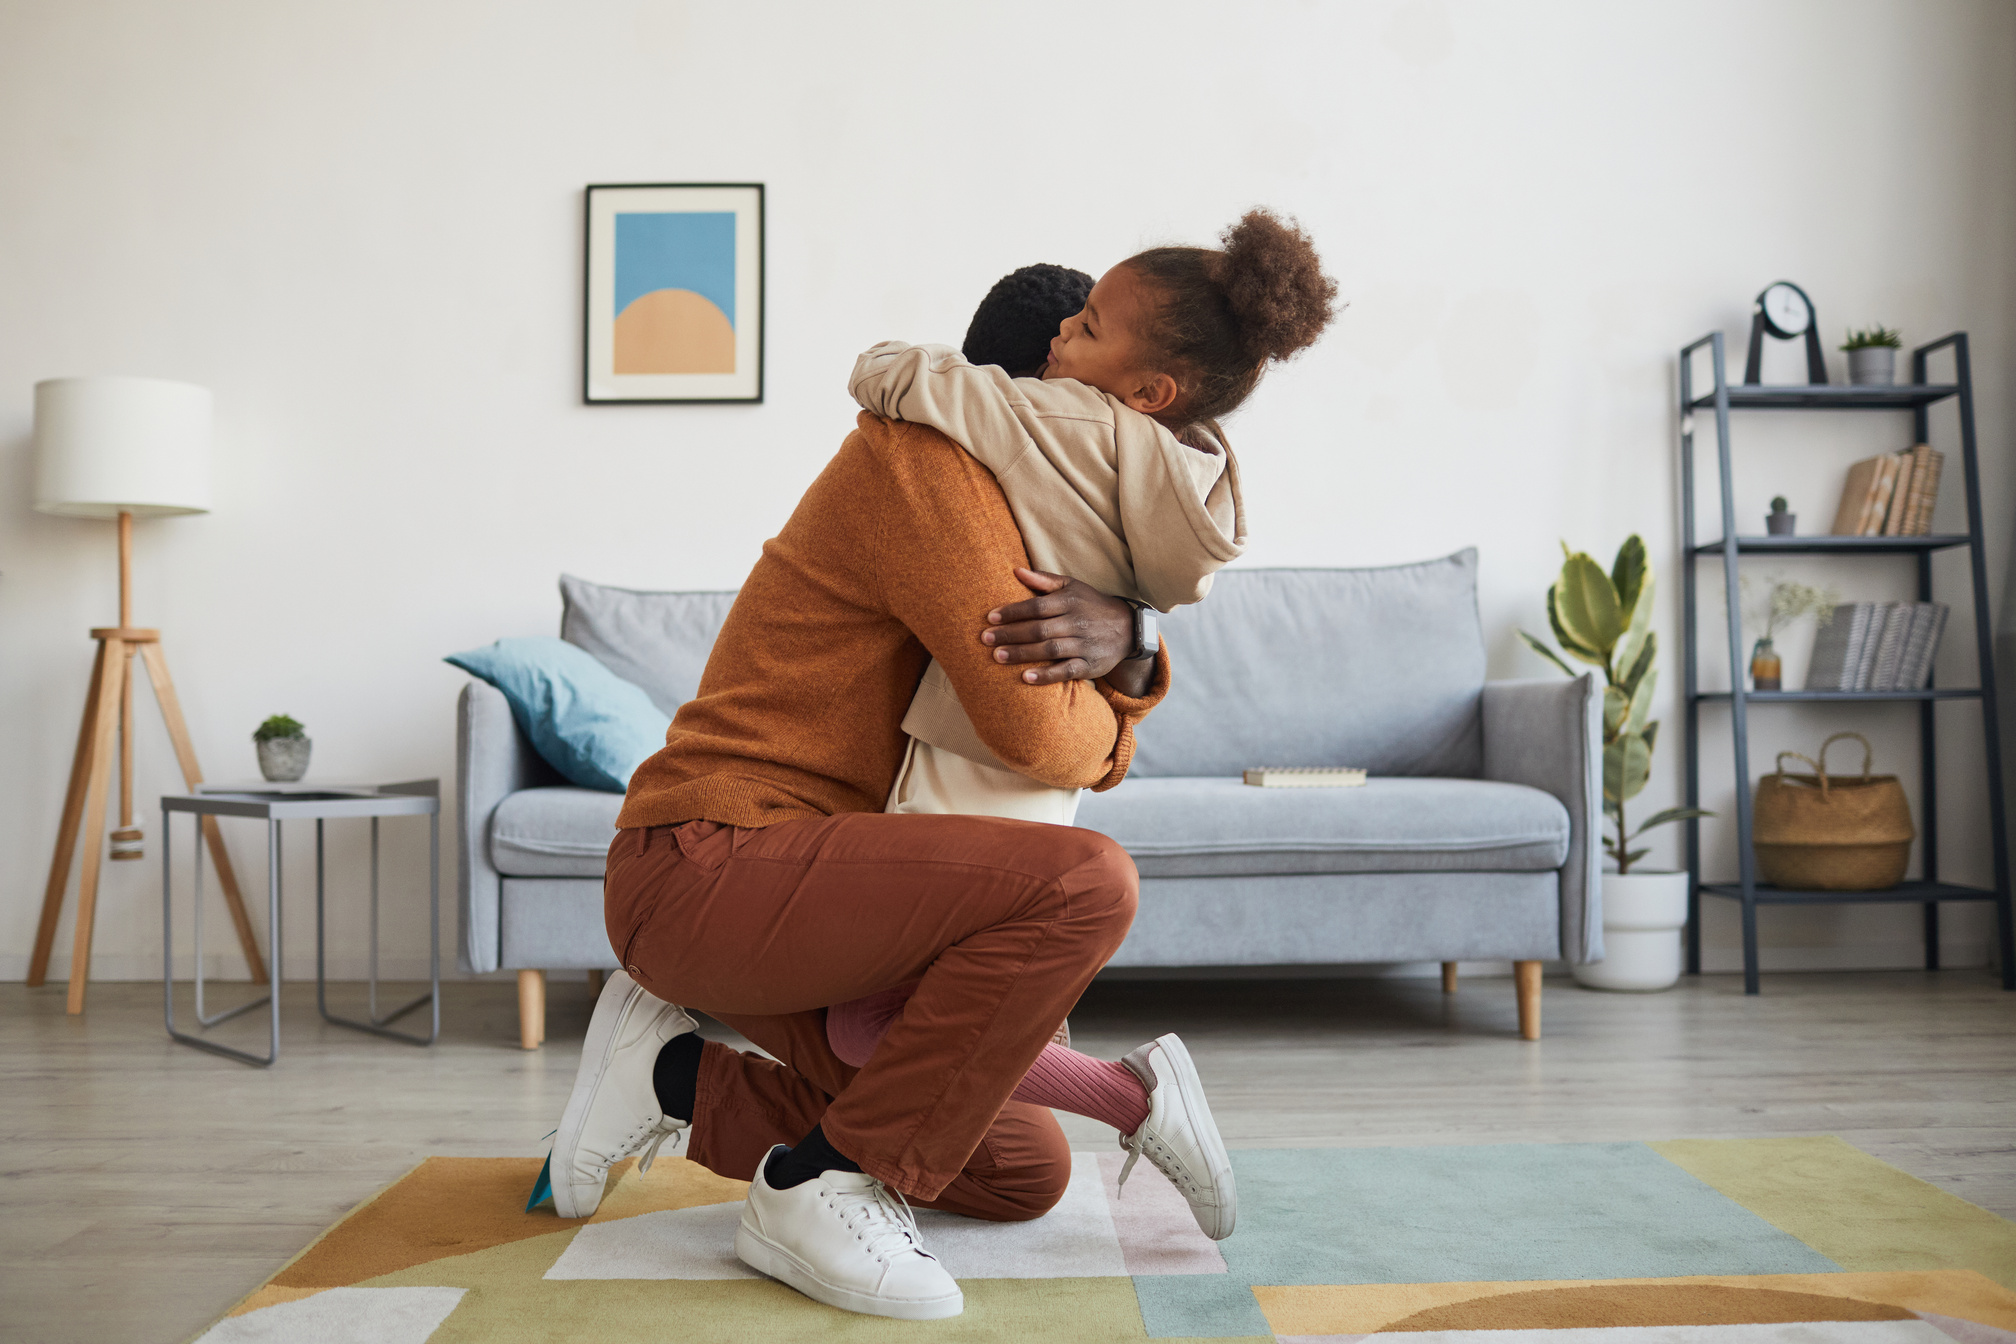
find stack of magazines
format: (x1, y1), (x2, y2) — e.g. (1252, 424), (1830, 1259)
(1805, 601), (1950, 691)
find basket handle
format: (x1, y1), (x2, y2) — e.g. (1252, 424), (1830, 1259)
(1817, 731), (1875, 781)
(1774, 751), (1828, 798)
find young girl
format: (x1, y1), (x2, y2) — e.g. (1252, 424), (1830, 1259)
(833, 209), (1336, 1240)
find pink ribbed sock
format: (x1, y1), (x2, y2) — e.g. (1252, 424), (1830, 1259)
(825, 991), (1150, 1135)
(1011, 1043), (1150, 1134)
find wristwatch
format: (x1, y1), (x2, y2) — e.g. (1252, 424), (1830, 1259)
(1121, 599), (1159, 661)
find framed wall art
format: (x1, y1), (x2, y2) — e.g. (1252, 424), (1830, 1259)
(583, 183), (764, 403)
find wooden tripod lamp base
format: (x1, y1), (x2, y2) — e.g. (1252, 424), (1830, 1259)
(27, 619), (268, 1013)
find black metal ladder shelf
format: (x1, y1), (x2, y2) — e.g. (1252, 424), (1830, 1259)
(1678, 331), (2014, 993)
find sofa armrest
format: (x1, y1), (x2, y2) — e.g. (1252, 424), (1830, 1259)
(457, 680), (559, 973)
(1481, 674), (1603, 964)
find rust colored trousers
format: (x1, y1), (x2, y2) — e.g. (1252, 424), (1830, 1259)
(603, 812), (1138, 1219)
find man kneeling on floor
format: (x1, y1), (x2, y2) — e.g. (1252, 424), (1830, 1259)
(543, 263), (1261, 1320)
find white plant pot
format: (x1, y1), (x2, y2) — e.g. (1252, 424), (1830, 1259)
(1572, 870), (1689, 992)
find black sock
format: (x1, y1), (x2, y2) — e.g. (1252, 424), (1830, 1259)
(764, 1123), (863, 1190)
(651, 1031), (705, 1123)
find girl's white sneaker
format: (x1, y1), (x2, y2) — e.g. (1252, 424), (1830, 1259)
(1117, 1033), (1237, 1239)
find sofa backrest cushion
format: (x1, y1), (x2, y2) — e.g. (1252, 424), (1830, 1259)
(1128, 552), (1486, 779)
(559, 574), (739, 718)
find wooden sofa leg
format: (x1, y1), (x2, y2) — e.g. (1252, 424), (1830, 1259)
(586, 968), (604, 997)
(1441, 962), (1458, 994)
(1514, 960), (1541, 1040)
(518, 969), (546, 1050)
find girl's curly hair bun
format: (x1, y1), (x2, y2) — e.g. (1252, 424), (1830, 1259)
(1218, 209), (1337, 365)
(1126, 208), (1338, 424)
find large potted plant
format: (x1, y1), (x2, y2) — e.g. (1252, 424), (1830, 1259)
(1521, 536), (1710, 990)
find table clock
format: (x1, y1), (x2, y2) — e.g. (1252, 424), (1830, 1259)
(1743, 280), (1828, 385)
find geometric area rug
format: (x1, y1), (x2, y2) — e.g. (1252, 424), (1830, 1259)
(193, 1136), (2016, 1342)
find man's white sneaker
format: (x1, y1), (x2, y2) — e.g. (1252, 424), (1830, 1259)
(550, 969), (696, 1218)
(736, 1147), (963, 1320)
(1117, 1033), (1237, 1239)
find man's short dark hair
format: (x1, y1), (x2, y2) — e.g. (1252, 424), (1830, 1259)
(962, 264), (1095, 378)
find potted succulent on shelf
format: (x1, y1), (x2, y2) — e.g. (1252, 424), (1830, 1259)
(254, 714), (311, 783)
(1766, 495), (1796, 536)
(1521, 536), (1712, 991)
(1842, 326), (1902, 386)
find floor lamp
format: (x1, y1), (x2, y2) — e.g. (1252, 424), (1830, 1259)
(27, 376), (267, 1013)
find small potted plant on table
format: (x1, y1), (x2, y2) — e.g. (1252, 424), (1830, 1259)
(254, 714), (311, 782)
(1766, 496), (1796, 535)
(1522, 537), (1711, 991)
(1842, 326), (1902, 386)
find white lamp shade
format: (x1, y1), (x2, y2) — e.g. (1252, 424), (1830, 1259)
(33, 376), (213, 519)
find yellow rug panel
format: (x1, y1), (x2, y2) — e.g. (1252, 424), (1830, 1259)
(1651, 1135), (2016, 1290)
(360, 1235), (1162, 1344)
(1255, 1269), (2016, 1335)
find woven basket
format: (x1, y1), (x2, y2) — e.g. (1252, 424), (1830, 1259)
(1752, 732), (1913, 890)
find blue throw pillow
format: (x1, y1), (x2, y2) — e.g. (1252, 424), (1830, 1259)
(446, 637), (671, 792)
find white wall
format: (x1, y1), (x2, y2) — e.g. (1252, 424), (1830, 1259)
(4, 0), (2013, 983)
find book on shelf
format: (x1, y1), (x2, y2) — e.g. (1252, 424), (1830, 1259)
(1902, 602), (1950, 689)
(1804, 604), (1859, 690)
(1850, 601), (1897, 689)
(1881, 452), (1917, 536)
(1866, 604), (1909, 690)
(1803, 600), (1949, 691)
(1905, 445), (1944, 535)
(1829, 446), (1945, 537)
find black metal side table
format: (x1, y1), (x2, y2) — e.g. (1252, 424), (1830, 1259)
(161, 780), (440, 1066)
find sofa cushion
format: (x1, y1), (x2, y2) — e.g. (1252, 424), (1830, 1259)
(560, 574), (739, 719)
(1129, 554), (1486, 779)
(1073, 776), (1569, 879)
(491, 786), (624, 877)
(445, 637), (670, 792)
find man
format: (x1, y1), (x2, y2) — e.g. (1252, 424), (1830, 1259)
(546, 283), (1225, 1321)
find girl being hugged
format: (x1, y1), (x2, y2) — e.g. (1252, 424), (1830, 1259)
(837, 209), (1337, 1241)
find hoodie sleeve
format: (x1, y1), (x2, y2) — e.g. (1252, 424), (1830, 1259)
(862, 416), (1170, 791)
(848, 341), (1040, 481)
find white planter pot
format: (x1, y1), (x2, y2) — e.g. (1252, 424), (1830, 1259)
(1572, 870), (1689, 992)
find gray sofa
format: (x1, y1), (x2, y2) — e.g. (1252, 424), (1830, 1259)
(460, 553), (1602, 1048)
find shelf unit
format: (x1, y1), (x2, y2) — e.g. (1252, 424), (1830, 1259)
(1678, 331), (2014, 993)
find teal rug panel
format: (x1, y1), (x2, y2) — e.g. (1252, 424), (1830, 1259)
(1132, 1274), (1273, 1338)
(1218, 1142), (1838, 1286)
(1134, 1142), (1839, 1338)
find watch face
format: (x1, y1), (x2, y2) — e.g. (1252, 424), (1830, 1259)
(1761, 282), (1811, 337)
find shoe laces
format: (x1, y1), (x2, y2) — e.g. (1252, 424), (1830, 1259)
(827, 1180), (930, 1266)
(608, 1114), (684, 1176)
(1117, 1128), (1195, 1197)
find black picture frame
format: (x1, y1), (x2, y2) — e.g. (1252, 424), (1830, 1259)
(582, 182), (765, 404)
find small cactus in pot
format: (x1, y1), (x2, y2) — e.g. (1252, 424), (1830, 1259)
(254, 714), (311, 782)
(1766, 495), (1796, 535)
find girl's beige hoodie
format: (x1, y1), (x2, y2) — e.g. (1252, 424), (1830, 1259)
(849, 341), (1246, 814)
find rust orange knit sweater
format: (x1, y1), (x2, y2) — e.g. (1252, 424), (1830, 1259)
(616, 413), (1171, 831)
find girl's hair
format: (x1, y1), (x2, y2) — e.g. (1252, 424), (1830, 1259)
(1125, 209), (1337, 424)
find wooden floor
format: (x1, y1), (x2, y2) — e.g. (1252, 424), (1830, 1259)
(4, 970), (2012, 1344)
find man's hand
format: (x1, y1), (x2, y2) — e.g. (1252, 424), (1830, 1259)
(981, 568), (1156, 695)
